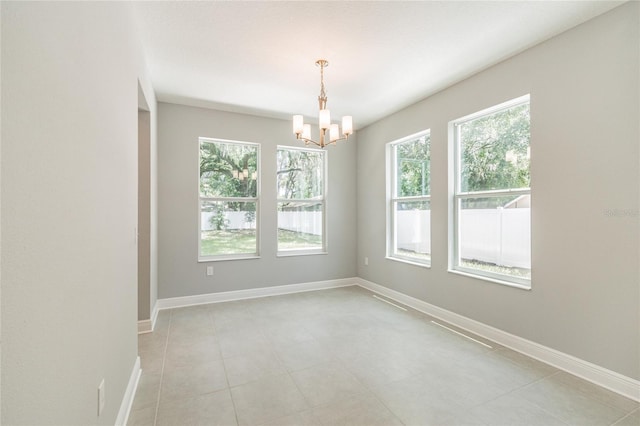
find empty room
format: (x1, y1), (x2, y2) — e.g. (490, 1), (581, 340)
(1, 1), (639, 425)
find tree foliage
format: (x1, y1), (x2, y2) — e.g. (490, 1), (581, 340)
(199, 141), (258, 199)
(459, 103), (530, 193)
(396, 135), (430, 198)
(277, 149), (324, 203)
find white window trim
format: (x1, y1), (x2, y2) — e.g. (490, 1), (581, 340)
(276, 145), (327, 256)
(449, 95), (531, 288)
(386, 129), (431, 267)
(198, 137), (261, 262)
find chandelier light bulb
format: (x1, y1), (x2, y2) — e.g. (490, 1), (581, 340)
(302, 124), (311, 141)
(293, 115), (304, 135)
(342, 116), (353, 136)
(330, 124), (340, 142)
(319, 109), (331, 130)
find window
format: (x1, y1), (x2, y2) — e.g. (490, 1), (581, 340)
(199, 138), (259, 261)
(277, 146), (326, 254)
(451, 95), (531, 288)
(387, 130), (431, 265)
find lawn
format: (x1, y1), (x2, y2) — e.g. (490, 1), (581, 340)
(201, 229), (257, 255)
(397, 248), (431, 261)
(396, 249), (530, 279)
(200, 228), (322, 256)
(460, 259), (531, 279)
(277, 228), (322, 250)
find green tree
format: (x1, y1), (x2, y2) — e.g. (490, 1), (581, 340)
(209, 208), (229, 231)
(397, 135), (430, 198)
(277, 149), (324, 205)
(200, 141), (258, 216)
(459, 103), (530, 193)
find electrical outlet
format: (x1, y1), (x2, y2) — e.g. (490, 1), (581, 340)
(364, 257), (369, 266)
(98, 379), (105, 416)
(206, 266), (214, 276)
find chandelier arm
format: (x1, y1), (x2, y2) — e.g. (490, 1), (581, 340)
(295, 133), (350, 148)
(296, 134), (323, 148)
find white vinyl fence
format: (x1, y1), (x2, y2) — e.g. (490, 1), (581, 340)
(396, 208), (530, 268)
(457, 208), (530, 268)
(202, 211), (255, 230)
(276, 211), (323, 236)
(201, 211), (322, 235)
(202, 208), (530, 268)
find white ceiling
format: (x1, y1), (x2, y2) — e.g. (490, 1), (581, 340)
(132, 1), (623, 129)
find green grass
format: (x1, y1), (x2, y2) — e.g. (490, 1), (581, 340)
(395, 248), (530, 279)
(396, 248), (431, 262)
(200, 228), (322, 256)
(201, 229), (257, 256)
(277, 229), (322, 250)
(460, 259), (531, 279)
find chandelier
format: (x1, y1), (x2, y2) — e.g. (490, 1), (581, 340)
(293, 59), (353, 148)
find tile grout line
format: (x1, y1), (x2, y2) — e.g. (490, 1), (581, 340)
(144, 288), (637, 425)
(610, 408), (640, 426)
(331, 326), (408, 426)
(210, 307), (242, 426)
(507, 370), (575, 426)
(259, 305), (317, 425)
(544, 371), (639, 415)
(456, 370), (569, 426)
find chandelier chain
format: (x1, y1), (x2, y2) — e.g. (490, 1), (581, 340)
(318, 61), (327, 109)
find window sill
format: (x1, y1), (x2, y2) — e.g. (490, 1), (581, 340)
(448, 268), (531, 290)
(198, 255), (260, 263)
(277, 250), (328, 258)
(386, 256), (431, 269)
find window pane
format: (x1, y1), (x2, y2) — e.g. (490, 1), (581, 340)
(277, 149), (324, 200)
(457, 195), (530, 280)
(394, 200), (431, 261)
(200, 141), (258, 198)
(458, 102), (530, 192)
(200, 201), (257, 256)
(277, 202), (323, 251)
(396, 135), (430, 197)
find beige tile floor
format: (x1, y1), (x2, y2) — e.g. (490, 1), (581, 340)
(128, 286), (639, 426)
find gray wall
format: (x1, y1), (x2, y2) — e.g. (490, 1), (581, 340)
(158, 103), (357, 299)
(357, 2), (639, 380)
(1, 2), (155, 424)
(139, 108), (152, 320)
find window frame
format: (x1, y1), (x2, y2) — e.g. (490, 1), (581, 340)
(450, 95), (531, 289)
(276, 145), (328, 256)
(386, 129), (432, 267)
(198, 137), (261, 262)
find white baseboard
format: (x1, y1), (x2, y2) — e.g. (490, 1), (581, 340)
(151, 276), (638, 401)
(115, 356), (141, 426)
(156, 278), (357, 310)
(137, 302), (159, 335)
(137, 319), (152, 334)
(356, 277), (640, 402)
